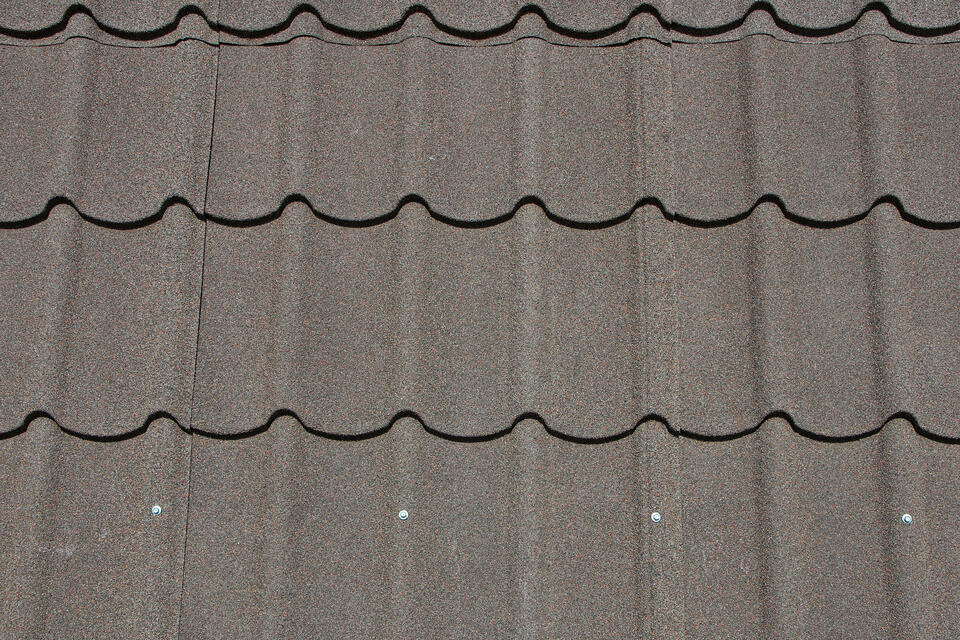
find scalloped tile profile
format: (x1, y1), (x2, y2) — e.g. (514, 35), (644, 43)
(179, 415), (654, 638)
(2, 1), (960, 46)
(204, 37), (671, 226)
(191, 202), (677, 440)
(190, 202), (959, 441)
(670, 0), (960, 35)
(3, 35), (958, 227)
(206, 36), (960, 228)
(2, 7), (960, 639)
(673, 203), (959, 440)
(0, 0), (216, 35)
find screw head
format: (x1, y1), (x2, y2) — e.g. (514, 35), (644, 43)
(398, 509), (409, 521)
(651, 511), (662, 523)
(901, 513), (913, 525)
(151, 505), (162, 516)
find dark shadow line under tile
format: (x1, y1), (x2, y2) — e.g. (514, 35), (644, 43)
(1, 2), (958, 45)
(0, 409), (189, 441)
(2, 193), (957, 230)
(204, 192), (960, 230)
(4, 408), (957, 443)
(0, 195), (202, 229)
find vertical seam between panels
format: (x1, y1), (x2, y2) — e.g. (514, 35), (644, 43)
(666, 31), (687, 639)
(177, 3), (221, 635)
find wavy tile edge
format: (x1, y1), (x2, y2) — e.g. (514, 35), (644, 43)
(3, 194), (957, 229)
(1, 2), (959, 46)
(3, 408), (957, 443)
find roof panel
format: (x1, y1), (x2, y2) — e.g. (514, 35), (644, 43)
(0, 209), (203, 436)
(193, 204), (682, 439)
(681, 418), (960, 637)
(671, 37), (960, 225)
(1, 2), (959, 637)
(208, 36), (959, 227)
(206, 38), (670, 225)
(193, 200), (957, 440)
(193, 205), (405, 436)
(180, 417), (652, 638)
(532, 215), (650, 439)
(0, 418), (189, 640)
(180, 417), (397, 637)
(0, 40), (216, 224)
(674, 203), (960, 439)
(5, 36), (955, 227)
(207, 41), (406, 224)
(412, 213), (525, 436)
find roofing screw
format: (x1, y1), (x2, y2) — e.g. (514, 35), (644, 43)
(398, 509), (409, 521)
(901, 513), (913, 525)
(651, 512), (662, 523)
(151, 505), (162, 516)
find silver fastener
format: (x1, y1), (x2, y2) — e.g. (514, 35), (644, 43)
(651, 512), (662, 523)
(398, 509), (409, 521)
(151, 505), (162, 516)
(902, 513), (913, 525)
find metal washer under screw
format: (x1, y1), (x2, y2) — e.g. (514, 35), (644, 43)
(902, 513), (913, 525)
(398, 510), (409, 521)
(651, 512), (662, 523)
(151, 505), (162, 516)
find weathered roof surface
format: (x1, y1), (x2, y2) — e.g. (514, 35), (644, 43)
(0, 39), (215, 225)
(1, 2), (958, 639)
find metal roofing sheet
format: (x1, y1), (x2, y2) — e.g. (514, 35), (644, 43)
(1, 3), (958, 639)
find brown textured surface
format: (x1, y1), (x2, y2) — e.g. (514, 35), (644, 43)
(681, 418), (960, 638)
(675, 203), (959, 439)
(1, 2), (959, 639)
(181, 417), (659, 639)
(205, 37), (672, 225)
(671, 36), (960, 225)
(0, 418), (190, 640)
(0, 208), (204, 436)
(194, 203), (679, 439)
(0, 39), (217, 224)
(207, 36), (960, 226)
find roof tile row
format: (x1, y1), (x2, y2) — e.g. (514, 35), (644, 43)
(4, 415), (958, 638)
(3, 201), (957, 440)
(2, 35), (957, 440)
(3, 37), (959, 227)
